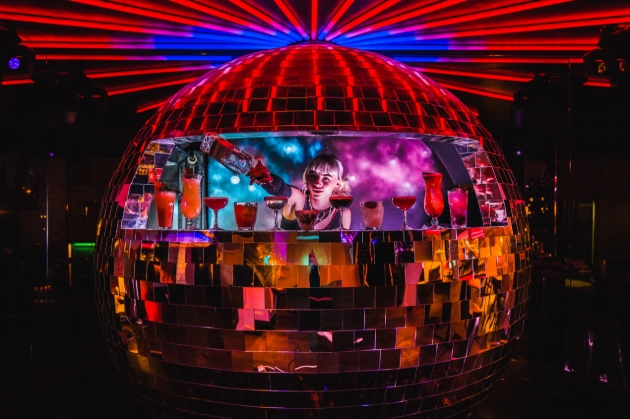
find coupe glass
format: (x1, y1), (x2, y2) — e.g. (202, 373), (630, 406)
(264, 196), (288, 231)
(423, 172), (444, 229)
(329, 188), (353, 230)
(180, 173), (202, 230)
(204, 196), (228, 231)
(392, 196), (416, 230)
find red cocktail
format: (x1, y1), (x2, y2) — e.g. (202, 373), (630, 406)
(155, 189), (176, 229)
(392, 195), (416, 230)
(329, 193), (353, 230)
(180, 174), (202, 230)
(423, 172), (444, 229)
(234, 202), (258, 230)
(204, 197), (228, 230)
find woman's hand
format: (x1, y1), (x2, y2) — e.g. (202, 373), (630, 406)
(246, 158), (273, 185)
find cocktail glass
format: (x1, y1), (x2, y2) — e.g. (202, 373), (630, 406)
(204, 197), (228, 231)
(180, 173), (202, 230)
(392, 196), (416, 230)
(264, 196), (288, 231)
(234, 202), (258, 230)
(360, 201), (384, 230)
(329, 189), (353, 230)
(447, 188), (468, 228)
(155, 188), (176, 229)
(295, 209), (319, 231)
(423, 172), (444, 229)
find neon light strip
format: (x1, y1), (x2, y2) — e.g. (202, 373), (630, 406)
(0, 11), (234, 38)
(415, 67), (530, 83)
(437, 81), (514, 101)
(583, 80), (613, 88)
(167, 0), (288, 39)
(108, 76), (199, 95)
(26, 41), (281, 49)
(325, 0), (401, 41)
(320, 0), (354, 38)
(86, 64), (215, 78)
(274, 0), (308, 39)
(137, 101), (165, 113)
(343, 41), (595, 51)
(229, 0), (299, 38)
(388, 0), (572, 36)
(0, 79), (34, 86)
(396, 56), (584, 64)
(35, 54), (231, 61)
(70, 0), (288, 41)
(342, 0), (466, 39)
(415, 14), (630, 40)
(311, 0), (318, 41)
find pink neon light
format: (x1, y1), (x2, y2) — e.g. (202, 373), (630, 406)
(274, 0), (308, 38)
(321, 0), (354, 36)
(390, 0), (571, 35)
(345, 0), (465, 39)
(229, 0), (294, 35)
(86, 64), (215, 78)
(108, 76), (199, 95)
(311, 0), (318, 41)
(434, 57), (584, 64)
(326, 0), (401, 41)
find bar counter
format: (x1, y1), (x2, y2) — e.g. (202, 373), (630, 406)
(95, 221), (530, 417)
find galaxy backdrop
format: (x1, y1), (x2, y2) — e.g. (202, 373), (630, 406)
(206, 135), (440, 230)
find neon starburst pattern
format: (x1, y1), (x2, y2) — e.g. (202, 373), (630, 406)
(1, 0), (629, 112)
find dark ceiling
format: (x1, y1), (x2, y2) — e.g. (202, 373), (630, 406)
(1, 0), (630, 159)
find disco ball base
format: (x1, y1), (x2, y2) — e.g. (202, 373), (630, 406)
(95, 42), (531, 418)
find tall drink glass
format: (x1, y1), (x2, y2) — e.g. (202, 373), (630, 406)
(155, 188), (176, 229)
(447, 188), (468, 228)
(180, 174), (202, 230)
(234, 202), (258, 230)
(423, 172), (444, 229)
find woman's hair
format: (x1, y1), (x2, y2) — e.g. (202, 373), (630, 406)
(302, 153), (351, 194)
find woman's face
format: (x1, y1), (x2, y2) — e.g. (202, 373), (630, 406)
(306, 171), (339, 200)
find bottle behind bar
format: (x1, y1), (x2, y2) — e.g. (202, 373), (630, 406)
(200, 133), (253, 175)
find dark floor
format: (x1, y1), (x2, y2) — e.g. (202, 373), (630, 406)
(2, 258), (630, 418)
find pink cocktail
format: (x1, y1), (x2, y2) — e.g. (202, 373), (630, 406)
(180, 174), (202, 230)
(447, 188), (468, 228)
(204, 197), (228, 230)
(155, 189), (176, 229)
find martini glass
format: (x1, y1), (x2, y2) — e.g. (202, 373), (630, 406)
(264, 196), (288, 231)
(329, 188), (353, 230)
(204, 197), (228, 231)
(392, 196), (416, 230)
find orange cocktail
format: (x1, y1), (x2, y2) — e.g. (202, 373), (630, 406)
(180, 174), (202, 230)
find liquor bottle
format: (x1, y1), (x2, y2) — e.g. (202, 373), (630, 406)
(200, 133), (253, 175)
